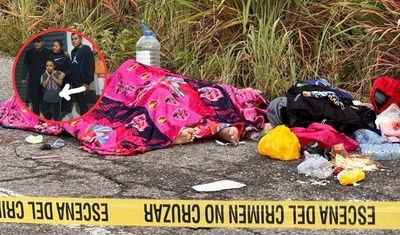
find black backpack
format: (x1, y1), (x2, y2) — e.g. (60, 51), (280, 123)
(285, 82), (376, 134)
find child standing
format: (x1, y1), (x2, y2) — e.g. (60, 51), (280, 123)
(40, 58), (63, 121)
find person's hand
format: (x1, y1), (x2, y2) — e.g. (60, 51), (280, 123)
(64, 51), (71, 59)
(58, 72), (65, 80)
(21, 80), (27, 86)
(83, 84), (90, 94)
(46, 70), (50, 77)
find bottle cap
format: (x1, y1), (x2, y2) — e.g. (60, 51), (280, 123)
(144, 30), (153, 36)
(339, 175), (351, 185)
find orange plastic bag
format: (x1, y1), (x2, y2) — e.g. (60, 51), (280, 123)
(258, 125), (301, 160)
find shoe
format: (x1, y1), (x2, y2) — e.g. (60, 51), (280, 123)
(302, 141), (324, 156)
(39, 139), (65, 150)
(40, 143), (52, 150)
(50, 138), (65, 149)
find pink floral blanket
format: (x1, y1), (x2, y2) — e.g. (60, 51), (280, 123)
(0, 60), (269, 156)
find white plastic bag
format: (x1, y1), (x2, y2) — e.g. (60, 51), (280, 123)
(297, 151), (333, 179)
(375, 103), (400, 128)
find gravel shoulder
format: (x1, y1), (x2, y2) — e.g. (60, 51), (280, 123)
(0, 53), (14, 102)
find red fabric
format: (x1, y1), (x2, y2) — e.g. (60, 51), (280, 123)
(290, 123), (359, 151)
(370, 76), (400, 114)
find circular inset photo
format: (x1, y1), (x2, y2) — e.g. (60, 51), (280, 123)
(12, 28), (108, 124)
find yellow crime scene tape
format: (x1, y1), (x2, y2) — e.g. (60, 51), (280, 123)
(0, 197), (399, 229)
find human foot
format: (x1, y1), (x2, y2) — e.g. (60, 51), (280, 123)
(172, 128), (196, 145)
(215, 126), (239, 146)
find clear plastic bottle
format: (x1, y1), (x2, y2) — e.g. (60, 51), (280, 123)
(352, 129), (400, 160)
(136, 28), (161, 67)
(297, 151), (333, 179)
(337, 169), (365, 185)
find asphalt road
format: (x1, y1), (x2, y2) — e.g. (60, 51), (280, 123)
(0, 54), (399, 234)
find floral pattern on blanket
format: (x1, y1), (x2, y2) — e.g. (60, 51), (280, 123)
(0, 60), (268, 156)
(0, 95), (63, 135)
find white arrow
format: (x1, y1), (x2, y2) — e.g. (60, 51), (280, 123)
(59, 83), (86, 101)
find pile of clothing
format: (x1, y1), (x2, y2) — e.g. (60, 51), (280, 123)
(265, 77), (400, 161)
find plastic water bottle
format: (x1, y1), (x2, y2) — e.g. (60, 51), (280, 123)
(337, 169), (365, 186)
(352, 129), (400, 160)
(297, 151), (333, 179)
(136, 21), (161, 67)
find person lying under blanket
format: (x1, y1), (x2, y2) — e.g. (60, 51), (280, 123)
(0, 60), (272, 156)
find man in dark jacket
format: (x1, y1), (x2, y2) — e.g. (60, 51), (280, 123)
(21, 36), (52, 115)
(70, 33), (95, 115)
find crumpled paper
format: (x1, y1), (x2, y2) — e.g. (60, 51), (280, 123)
(331, 144), (383, 171)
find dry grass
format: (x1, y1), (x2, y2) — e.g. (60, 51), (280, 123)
(0, 0), (399, 99)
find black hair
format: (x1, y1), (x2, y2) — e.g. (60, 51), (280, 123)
(53, 39), (64, 47)
(45, 58), (56, 66)
(71, 33), (82, 38)
(34, 36), (44, 42)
